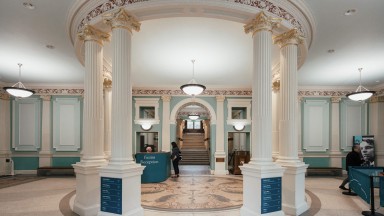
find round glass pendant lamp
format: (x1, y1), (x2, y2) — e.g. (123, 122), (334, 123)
(188, 114), (199, 120)
(3, 63), (35, 98)
(180, 60), (206, 96)
(346, 68), (375, 101)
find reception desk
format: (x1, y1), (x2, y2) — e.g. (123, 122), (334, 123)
(135, 152), (171, 183)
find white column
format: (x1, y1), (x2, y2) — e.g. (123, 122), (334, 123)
(103, 79), (112, 159)
(330, 97), (342, 167)
(39, 95), (52, 167)
(161, 95), (171, 152)
(0, 94), (11, 175)
(240, 133), (247, 151)
(73, 24), (109, 216)
(274, 29), (308, 215)
(215, 95), (227, 175)
(369, 97), (384, 166)
(272, 81), (280, 160)
(240, 12), (285, 216)
(99, 9), (144, 216)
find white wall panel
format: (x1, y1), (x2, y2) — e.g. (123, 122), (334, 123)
(53, 98), (81, 151)
(12, 98), (41, 151)
(340, 99), (367, 152)
(303, 99), (330, 152)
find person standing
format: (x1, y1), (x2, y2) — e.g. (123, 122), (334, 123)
(339, 145), (364, 190)
(171, 141), (181, 178)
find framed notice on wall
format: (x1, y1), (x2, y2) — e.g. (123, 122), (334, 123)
(353, 135), (375, 167)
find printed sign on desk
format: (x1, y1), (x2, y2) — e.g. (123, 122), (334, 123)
(261, 177), (281, 214)
(101, 177), (122, 214)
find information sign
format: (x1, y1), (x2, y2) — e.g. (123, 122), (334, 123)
(100, 177), (122, 214)
(261, 177), (281, 214)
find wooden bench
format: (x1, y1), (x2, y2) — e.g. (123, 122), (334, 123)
(306, 167), (343, 177)
(37, 167), (75, 176)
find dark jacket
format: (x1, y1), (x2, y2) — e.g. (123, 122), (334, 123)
(346, 150), (364, 171)
(171, 147), (181, 160)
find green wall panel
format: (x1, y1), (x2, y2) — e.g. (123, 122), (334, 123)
(52, 157), (80, 167)
(303, 157), (330, 168)
(12, 157), (39, 170)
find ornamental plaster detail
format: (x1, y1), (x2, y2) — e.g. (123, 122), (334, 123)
(331, 97), (341, 103)
(103, 8), (141, 31)
(244, 11), (281, 34)
(0, 91), (10, 100)
(32, 89), (84, 95)
(78, 24), (110, 44)
(103, 79), (112, 89)
(274, 28), (304, 47)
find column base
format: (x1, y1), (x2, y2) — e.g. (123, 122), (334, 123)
(240, 163), (285, 216)
(73, 161), (107, 216)
(214, 151), (228, 175)
(276, 161), (309, 216)
(98, 162), (145, 216)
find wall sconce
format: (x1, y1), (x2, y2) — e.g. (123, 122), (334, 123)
(141, 123), (152, 131)
(233, 124), (245, 131)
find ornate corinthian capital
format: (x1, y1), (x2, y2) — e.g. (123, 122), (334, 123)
(103, 8), (140, 32)
(244, 11), (281, 35)
(274, 28), (304, 47)
(78, 24), (110, 44)
(161, 95), (171, 102)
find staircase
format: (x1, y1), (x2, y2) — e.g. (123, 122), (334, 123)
(180, 133), (210, 165)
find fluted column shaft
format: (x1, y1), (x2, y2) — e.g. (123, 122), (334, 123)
(103, 80), (112, 158)
(78, 25), (109, 164)
(272, 83), (280, 160)
(275, 29), (303, 161)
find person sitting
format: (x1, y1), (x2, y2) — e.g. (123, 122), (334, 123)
(146, 146), (153, 153)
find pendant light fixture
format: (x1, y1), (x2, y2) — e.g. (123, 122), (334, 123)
(3, 63), (35, 98)
(188, 114), (199, 120)
(346, 68), (375, 101)
(180, 60), (206, 96)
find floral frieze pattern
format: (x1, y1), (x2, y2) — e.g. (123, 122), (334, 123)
(234, 0), (303, 34)
(32, 89), (84, 95)
(77, 0), (303, 35)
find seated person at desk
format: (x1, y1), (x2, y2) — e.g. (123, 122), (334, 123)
(146, 146), (153, 153)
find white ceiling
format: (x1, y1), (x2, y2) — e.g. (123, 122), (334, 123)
(0, 0), (383, 90)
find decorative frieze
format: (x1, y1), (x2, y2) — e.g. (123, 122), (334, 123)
(244, 11), (281, 35)
(0, 91), (10, 100)
(32, 88), (84, 95)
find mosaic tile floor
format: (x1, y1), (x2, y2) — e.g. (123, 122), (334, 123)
(142, 176), (243, 211)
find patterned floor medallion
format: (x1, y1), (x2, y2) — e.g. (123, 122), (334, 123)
(141, 176), (243, 211)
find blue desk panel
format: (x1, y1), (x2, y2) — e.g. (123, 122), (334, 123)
(136, 152), (171, 183)
(261, 177), (282, 214)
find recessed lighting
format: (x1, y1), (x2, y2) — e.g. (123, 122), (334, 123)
(327, 49), (335, 53)
(22, 2), (35, 10)
(344, 9), (357, 16)
(46, 44), (55, 49)
(376, 80), (380, 83)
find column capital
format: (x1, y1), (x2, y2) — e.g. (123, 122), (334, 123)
(161, 95), (171, 102)
(216, 95), (225, 102)
(103, 8), (140, 32)
(78, 24), (110, 45)
(272, 80), (280, 93)
(103, 78), (112, 89)
(274, 28), (304, 47)
(40, 95), (51, 101)
(331, 97), (341, 103)
(298, 96), (304, 103)
(0, 92), (10, 100)
(244, 11), (281, 35)
(369, 96), (384, 103)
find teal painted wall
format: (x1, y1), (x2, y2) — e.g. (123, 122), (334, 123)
(303, 157), (330, 168)
(12, 157), (39, 170)
(52, 157), (80, 167)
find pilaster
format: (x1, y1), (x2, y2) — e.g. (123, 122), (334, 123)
(74, 24), (109, 216)
(98, 9), (144, 216)
(241, 12), (285, 216)
(215, 95), (227, 175)
(161, 95), (171, 152)
(104, 79), (112, 159)
(272, 80), (280, 160)
(274, 28), (308, 215)
(369, 96), (384, 166)
(0, 95), (11, 175)
(330, 97), (342, 167)
(39, 95), (52, 167)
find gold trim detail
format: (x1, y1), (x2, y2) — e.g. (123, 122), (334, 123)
(103, 79), (112, 89)
(40, 95), (51, 101)
(78, 24), (110, 45)
(274, 28), (304, 47)
(331, 97), (341, 103)
(244, 11), (281, 35)
(272, 80), (280, 92)
(161, 95), (171, 102)
(103, 8), (140, 32)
